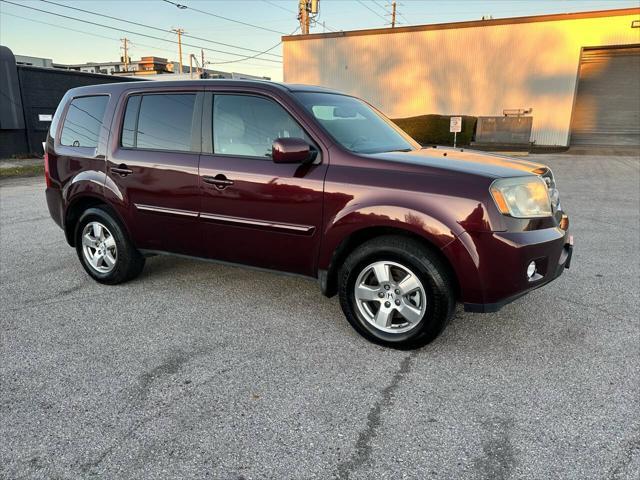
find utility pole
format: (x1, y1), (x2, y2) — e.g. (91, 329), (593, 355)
(201, 49), (205, 76)
(298, 0), (309, 35)
(298, 0), (319, 35)
(120, 37), (129, 72)
(172, 28), (185, 74)
(391, 1), (397, 28)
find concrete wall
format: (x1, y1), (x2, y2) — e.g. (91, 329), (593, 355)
(283, 10), (640, 146)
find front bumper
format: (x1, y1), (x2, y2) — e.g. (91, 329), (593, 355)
(442, 222), (573, 313)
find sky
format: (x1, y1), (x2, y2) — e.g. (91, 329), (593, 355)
(1, 0), (638, 81)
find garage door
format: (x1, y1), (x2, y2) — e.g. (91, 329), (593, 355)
(570, 46), (640, 146)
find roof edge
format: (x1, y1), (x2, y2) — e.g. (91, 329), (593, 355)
(282, 7), (640, 42)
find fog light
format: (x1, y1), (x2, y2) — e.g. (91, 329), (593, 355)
(527, 261), (537, 279)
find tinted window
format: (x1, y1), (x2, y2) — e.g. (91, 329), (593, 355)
(213, 95), (311, 158)
(294, 92), (418, 154)
(123, 94), (196, 152)
(60, 96), (108, 148)
(121, 95), (141, 148)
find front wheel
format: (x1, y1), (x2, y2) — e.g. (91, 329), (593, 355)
(75, 206), (145, 285)
(338, 236), (456, 349)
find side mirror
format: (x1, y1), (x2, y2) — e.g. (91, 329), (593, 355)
(272, 137), (316, 164)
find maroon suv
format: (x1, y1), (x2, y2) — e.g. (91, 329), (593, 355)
(45, 80), (572, 348)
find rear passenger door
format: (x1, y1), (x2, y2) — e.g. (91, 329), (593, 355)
(106, 90), (204, 255)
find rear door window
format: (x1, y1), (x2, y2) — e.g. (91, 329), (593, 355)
(121, 93), (197, 152)
(60, 95), (108, 148)
(121, 95), (141, 148)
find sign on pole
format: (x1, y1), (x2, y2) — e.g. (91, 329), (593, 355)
(450, 116), (462, 133)
(450, 116), (462, 148)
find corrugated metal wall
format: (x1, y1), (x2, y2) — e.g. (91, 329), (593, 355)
(284, 12), (640, 146)
(570, 47), (640, 145)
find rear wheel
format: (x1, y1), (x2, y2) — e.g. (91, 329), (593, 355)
(75, 207), (145, 284)
(338, 235), (455, 349)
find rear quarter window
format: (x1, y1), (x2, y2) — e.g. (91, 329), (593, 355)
(60, 95), (109, 148)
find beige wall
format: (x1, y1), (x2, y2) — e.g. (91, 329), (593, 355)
(284, 12), (640, 146)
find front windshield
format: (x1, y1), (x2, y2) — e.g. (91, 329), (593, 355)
(294, 92), (419, 154)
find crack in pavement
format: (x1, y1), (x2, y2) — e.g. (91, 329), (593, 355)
(77, 345), (215, 475)
(472, 417), (515, 480)
(551, 294), (635, 325)
(608, 432), (640, 480)
(335, 351), (416, 480)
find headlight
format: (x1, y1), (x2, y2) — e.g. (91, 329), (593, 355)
(539, 168), (561, 211)
(490, 176), (552, 218)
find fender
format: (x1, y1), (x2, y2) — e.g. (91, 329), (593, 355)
(317, 203), (461, 294)
(440, 231), (484, 305)
(62, 170), (132, 247)
(319, 189), (492, 269)
(323, 204), (459, 261)
(62, 169), (107, 205)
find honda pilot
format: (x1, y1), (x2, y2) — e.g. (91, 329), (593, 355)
(45, 80), (573, 348)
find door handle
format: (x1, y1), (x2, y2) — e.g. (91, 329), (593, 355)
(111, 164), (133, 176)
(203, 174), (234, 189)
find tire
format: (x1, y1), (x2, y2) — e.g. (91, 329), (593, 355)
(75, 206), (145, 285)
(338, 235), (455, 349)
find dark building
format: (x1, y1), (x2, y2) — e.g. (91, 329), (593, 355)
(0, 45), (140, 157)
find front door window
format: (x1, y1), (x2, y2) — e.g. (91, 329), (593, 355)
(213, 94), (312, 158)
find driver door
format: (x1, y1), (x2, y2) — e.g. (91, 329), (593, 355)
(198, 92), (327, 276)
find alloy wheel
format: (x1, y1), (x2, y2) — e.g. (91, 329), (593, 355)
(354, 260), (427, 334)
(81, 221), (117, 274)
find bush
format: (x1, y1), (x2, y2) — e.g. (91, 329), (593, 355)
(392, 114), (477, 146)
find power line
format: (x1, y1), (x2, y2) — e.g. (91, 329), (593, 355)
(399, 1), (632, 16)
(0, 0), (283, 64)
(357, 0), (388, 23)
(262, 0), (296, 14)
(1, 11), (122, 44)
(317, 21), (338, 33)
(0, 11), (280, 69)
(309, 2), (340, 32)
(207, 26), (299, 65)
(161, 0), (287, 35)
(40, 0), (282, 59)
(372, 0), (388, 14)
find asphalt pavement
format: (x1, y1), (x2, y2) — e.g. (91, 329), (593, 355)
(1, 153), (638, 479)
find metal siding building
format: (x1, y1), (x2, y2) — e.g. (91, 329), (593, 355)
(283, 9), (640, 146)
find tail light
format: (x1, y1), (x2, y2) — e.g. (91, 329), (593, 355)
(44, 151), (51, 188)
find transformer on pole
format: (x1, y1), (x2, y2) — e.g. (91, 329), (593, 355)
(299, 0), (320, 35)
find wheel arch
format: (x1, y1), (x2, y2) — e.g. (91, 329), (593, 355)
(319, 225), (460, 300)
(64, 196), (130, 247)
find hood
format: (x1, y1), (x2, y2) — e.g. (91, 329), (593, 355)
(364, 147), (549, 178)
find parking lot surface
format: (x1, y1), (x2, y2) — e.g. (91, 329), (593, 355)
(1, 153), (639, 479)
